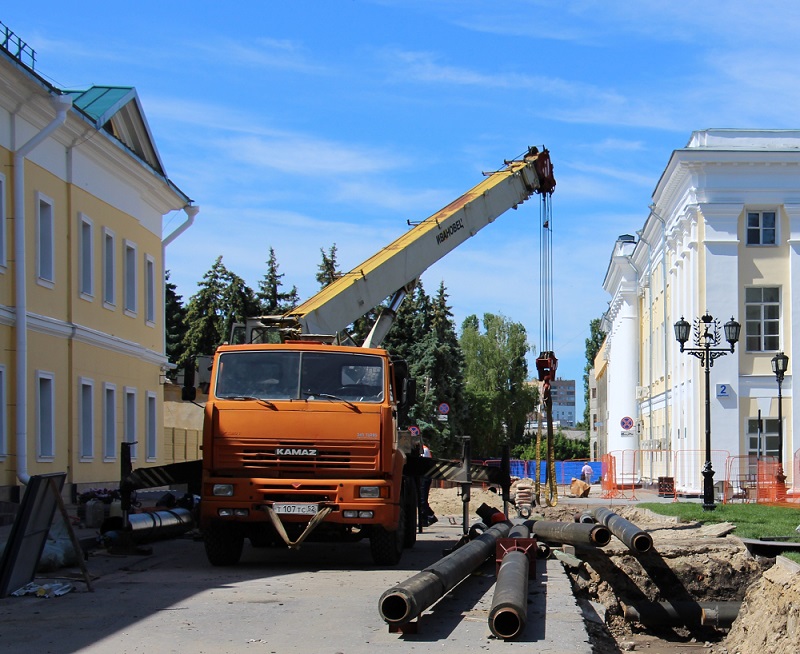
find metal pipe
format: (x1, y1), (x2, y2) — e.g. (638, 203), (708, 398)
(101, 508), (193, 543)
(488, 551), (529, 639)
(575, 511), (596, 523)
(530, 520), (610, 547)
(624, 601), (741, 628)
(379, 521), (511, 626)
(591, 507), (653, 553)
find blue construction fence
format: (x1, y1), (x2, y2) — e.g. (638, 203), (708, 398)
(483, 459), (602, 485)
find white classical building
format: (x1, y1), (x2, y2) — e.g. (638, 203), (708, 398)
(598, 129), (798, 497)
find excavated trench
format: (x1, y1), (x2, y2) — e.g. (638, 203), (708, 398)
(565, 532), (769, 653)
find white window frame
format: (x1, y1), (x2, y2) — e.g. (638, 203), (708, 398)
(0, 365), (6, 457)
(103, 383), (117, 462)
(79, 213), (94, 299)
(124, 239), (137, 316)
(103, 227), (116, 308)
(745, 286), (781, 352)
(146, 391), (157, 461)
(124, 386), (137, 461)
(746, 208), (778, 246)
(36, 370), (55, 460)
(145, 254), (156, 325)
(0, 173), (6, 268)
(36, 192), (55, 287)
(79, 377), (94, 460)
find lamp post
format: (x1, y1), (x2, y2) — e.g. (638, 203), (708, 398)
(674, 313), (741, 511)
(771, 351), (789, 499)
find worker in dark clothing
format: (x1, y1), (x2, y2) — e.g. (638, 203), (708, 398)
(419, 442), (437, 526)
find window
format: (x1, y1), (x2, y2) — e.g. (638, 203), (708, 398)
(146, 391), (157, 461)
(104, 383), (117, 461)
(0, 173), (6, 267)
(746, 210), (777, 246)
(36, 371), (55, 459)
(747, 417), (781, 460)
(79, 213), (94, 298)
(124, 240), (137, 314)
(0, 366), (5, 456)
(145, 255), (155, 324)
(103, 228), (116, 307)
(37, 193), (55, 284)
(79, 378), (94, 459)
(745, 287), (780, 351)
(124, 387), (137, 460)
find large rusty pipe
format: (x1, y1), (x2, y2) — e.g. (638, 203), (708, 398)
(591, 507), (653, 553)
(530, 520), (610, 547)
(379, 521), (512, 626)
(623, 601), (742, 627)
(489, 550), (530, 639)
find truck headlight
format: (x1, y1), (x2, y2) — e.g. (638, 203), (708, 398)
(213, 484), (234, 497)
(359, 486), (380, 498)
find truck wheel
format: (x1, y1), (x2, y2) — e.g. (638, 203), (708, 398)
(370, 501), (405, 565)
(204, 523), (244, 566)
(402, 479), (417, 549)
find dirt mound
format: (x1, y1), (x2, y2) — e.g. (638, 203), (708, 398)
(712, 560), (800, 654)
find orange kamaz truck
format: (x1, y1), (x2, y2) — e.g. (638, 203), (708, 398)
(193, 147), (555, 566)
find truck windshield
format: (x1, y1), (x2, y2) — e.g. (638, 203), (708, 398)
(215, 350), (385, 403)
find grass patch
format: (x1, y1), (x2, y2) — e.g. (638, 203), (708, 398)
(639, 502), (800, 540)
(783, 551), (800, 565)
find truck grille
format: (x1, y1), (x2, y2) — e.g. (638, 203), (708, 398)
(253, 482), (340, 504)
(215, 438), (380, 476)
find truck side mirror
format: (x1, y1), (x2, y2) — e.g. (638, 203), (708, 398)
(403, 377), (417, 408)
(181, 385), (197, 402)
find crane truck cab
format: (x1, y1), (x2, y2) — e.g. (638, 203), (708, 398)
(200, 341), (418, 566)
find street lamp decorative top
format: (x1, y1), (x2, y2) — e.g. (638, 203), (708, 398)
(771, 351), (789, 382)
(674, 313), (740, 361)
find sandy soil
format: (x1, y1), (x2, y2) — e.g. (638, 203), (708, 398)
(426, 486), (800, 654)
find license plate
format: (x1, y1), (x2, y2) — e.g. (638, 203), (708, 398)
(273, 503), (319, 515)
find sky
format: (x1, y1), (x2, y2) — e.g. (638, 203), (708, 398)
(4, 1), (800, 419)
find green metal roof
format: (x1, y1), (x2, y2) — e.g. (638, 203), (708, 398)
(65, 85), (165, 176)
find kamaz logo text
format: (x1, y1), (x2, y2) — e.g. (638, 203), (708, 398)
(276, 448), (317, 456)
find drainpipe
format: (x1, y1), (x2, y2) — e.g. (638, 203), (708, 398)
(161, 204), (200, 368)
(649, 204), (670, 473)
(626, 253), (643, 458)
(14, 93), (72, 485)
(162, 204), (199, 247)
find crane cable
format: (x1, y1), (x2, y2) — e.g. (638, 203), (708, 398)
(536, 189), (558, 507)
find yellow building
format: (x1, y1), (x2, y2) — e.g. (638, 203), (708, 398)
(0, 28), (197, 501)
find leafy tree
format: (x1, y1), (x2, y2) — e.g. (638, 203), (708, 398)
(511, 428), (590, 460)
(460, 313), (536, 457)
(165, 270), (188, 380)
(257, 247), (299, 314)
(582, 317), (606, 431)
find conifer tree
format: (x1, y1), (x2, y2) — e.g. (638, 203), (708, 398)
(257, 247), (299, 314)
(165, 270), (188, 379)
(316, 244), (341, 288)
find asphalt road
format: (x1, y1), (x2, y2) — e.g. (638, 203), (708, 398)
(0, 518), (593, 654)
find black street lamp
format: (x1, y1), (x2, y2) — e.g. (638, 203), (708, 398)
(674, 313), (741, 511)
(771, 351), (789, 499)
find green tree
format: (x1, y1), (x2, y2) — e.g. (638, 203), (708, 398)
(257, 247), (299, 314)
(581, 317), (606, 431)
(460, 313), (536, 457)
(316, 244), (341, 288)
(165, 270), (188, 380)
(180, 256), (259, 363)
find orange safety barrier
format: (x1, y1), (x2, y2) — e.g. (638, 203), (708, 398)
(600, 450), (639, 500)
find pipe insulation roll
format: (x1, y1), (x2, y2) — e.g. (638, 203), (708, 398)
(590, 507), (653, 553)
(379, 521), (512, 626)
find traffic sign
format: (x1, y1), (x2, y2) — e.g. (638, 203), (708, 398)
(620, 416), (634, 431)
(409, 425), (420, 436)
(438, 402), (450, 415)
